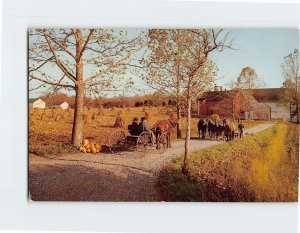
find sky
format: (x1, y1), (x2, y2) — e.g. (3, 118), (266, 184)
(211, 28), (299, 89)
(29, 28), (299, 98)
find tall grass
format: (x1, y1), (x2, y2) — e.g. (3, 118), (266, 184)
(157, 123), (299, 202)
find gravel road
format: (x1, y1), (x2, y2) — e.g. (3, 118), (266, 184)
(29, 123), (275, 201)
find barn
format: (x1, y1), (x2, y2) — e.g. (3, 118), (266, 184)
(29, 98), (46, 109)
(197, 86), (272, 120)
(251, 88), (290, 121)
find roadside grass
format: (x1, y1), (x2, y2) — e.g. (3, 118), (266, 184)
(29, 143), (78, 156)
(29, 107), (264, 155)
(157, 122), (299, 202)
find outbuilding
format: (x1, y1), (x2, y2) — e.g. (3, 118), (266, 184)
(60, 101), (69, 110)
(29, 98), (46, 109)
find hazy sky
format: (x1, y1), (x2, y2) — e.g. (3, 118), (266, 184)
(29, 28), (299, 98)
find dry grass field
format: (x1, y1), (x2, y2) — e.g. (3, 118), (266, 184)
(157, 122), (299, 202)
(29, 107), (263, 155)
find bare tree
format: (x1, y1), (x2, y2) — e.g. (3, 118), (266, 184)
(143, 29), (233, 175)
(227, 66), (264, 119)
(226, 66), (264, 89)
(236, 66), (264, 89)
(280, 49), (300, 123)
(29, 29), (144, 146)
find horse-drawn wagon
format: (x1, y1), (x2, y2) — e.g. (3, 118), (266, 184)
(108, 117), (177, 154)
(108, 129), (170, 154)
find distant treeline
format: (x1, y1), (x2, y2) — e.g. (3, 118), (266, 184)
(40, 92), (178, 109)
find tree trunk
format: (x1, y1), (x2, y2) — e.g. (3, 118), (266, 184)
(290, 102), (292, 122)
(72, 82), (84, 146)
(176, 104), (181, 138)
(297, 102), (299, 124)
(72, 30), (84, 147)
(182, 97), (191, 175)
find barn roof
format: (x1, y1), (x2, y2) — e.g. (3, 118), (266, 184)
(199, 90), (239, 101)
(199, 88), (284, 102)
(250, 88), (283, 101)
(29, 98), (44, 103)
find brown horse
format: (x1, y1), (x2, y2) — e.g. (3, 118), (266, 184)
(153, 116), (177, 148)
(223, 118), (236, 141)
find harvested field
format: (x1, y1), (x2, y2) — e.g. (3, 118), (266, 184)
(29, 107), (263, 155)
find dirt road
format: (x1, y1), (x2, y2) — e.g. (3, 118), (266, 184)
(29, 123), (275, 201)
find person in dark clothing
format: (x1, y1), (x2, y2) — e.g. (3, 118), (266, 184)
(139, 117), (151, 133)
(128, 117), (140, 136)
(139, 117), (153, 143)
(238, 121), (245, 138)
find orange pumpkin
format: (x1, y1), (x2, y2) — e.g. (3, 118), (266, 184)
(83, 139), (89, 146)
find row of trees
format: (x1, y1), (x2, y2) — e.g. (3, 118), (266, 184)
(40, 92), (179, 108)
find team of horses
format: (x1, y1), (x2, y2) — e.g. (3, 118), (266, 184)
(197, 118), (236, 141)
(152, 114), (236, 150)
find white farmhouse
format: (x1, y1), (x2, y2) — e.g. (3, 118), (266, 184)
(60, 101), (69, 110)
(29, 98), (46, 109)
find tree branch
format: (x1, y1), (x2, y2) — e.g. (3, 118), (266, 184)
(37, 29), (76, 59)
(43, 32), (77, 84)
(29, 74), (75, 89)
(77, 29), (95, 61)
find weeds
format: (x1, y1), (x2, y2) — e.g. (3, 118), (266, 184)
(157, 123), (299, 202)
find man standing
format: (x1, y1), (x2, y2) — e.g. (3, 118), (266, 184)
(238, 121), (245, 138)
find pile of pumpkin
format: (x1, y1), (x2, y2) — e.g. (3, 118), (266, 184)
(79, 139), (101, 154)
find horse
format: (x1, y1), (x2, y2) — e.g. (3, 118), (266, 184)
(197, 118), (207, 139)
(153, 116), (177, 148)
(215, 121), (225, 141)
(207, 119), (215, 139)
(223, 118), (236, 141)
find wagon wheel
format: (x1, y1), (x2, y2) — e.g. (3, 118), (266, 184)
(157, 132), (169, 154)
(109, 130), (126, 154)
(136, 131), (151, 153)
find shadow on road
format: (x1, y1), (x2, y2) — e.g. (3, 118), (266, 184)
(29, 163), (157, 201)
